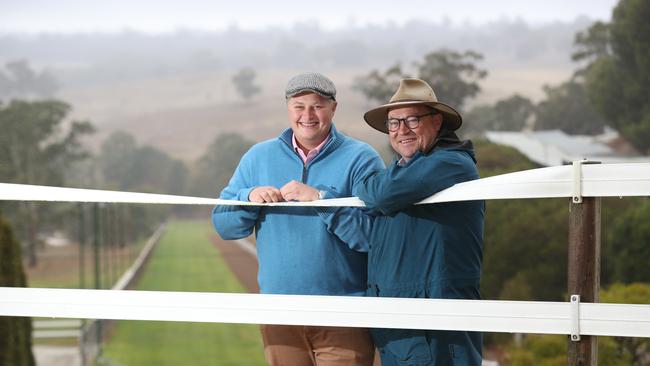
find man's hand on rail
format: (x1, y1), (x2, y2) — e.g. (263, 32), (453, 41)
(249, 186), (285, 203)
(280, 180), (320, 202)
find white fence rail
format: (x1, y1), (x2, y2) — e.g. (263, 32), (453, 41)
(32, 319), (83, 339)
(2, 162), (650, 340)
(1, 162), (649, 206)
(3, 287), (650, 338)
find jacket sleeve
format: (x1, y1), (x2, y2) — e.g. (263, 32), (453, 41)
(211, 151), (261, 240)
(355, 149), (478, 215)
(313, 187), (376, 252)
(312, 145), (384, 252)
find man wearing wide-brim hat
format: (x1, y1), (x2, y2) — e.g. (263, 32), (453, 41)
(317, 78), (485, 365)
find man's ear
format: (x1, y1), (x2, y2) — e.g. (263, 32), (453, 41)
(434, 113), (443, 131)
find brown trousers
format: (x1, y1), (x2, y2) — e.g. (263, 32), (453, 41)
(260, 324), (375, 366)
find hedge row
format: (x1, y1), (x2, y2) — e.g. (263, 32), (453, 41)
(0, 215), (35, 366)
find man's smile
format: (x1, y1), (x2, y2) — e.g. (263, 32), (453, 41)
(398, 137), (416, 145)
(299, 121), (318, 128)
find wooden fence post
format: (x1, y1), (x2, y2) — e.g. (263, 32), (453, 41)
(567, 196), (601, 365)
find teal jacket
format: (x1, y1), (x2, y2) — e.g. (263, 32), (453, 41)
(317, 138), (484, 365)
(212, 124), (384, 296)
(359, 143), (484, 299)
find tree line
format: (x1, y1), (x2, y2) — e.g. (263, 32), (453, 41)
(0, 99), (255, 269)
(353, 0), (649, 155)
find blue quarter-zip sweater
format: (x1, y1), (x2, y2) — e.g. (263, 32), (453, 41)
(212, 125), (384, 295)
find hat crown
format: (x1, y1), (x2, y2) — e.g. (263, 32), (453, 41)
(285, 72), (336, 100)
(362, 77), (462, 134)
(389, 78), (438, 104)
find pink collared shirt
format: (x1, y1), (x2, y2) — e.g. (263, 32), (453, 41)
(292, 133), (330, 165)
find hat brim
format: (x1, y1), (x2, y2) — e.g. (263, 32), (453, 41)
(363, 100), (462, 134)
(286, 88), (336, 100)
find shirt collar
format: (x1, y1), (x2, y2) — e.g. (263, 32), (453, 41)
(292, 133), (330, 164)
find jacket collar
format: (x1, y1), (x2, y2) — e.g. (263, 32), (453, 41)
(395, 129), (476, 166)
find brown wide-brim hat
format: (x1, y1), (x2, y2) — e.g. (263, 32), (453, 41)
(363, 78), (463, 134)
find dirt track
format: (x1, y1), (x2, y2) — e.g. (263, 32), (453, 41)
(211, 235), (259, 293)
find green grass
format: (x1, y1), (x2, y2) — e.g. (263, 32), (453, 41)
(100, 220), (265, 366)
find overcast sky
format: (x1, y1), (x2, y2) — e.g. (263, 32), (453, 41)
(0, 0), (619, 34)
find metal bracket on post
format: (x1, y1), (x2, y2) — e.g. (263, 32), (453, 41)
(572, 159), (601, 204)
(572, 160), (584, 204)
(570, 294), (581, 341)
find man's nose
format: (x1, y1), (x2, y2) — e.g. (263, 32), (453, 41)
(302, 107), (316, 120)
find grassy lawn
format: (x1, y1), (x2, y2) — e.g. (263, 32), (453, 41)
(100, 220), (265, 366)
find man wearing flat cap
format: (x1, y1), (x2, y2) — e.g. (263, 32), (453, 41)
(212, 72), (383, 365)
(313, 78), (485, 365)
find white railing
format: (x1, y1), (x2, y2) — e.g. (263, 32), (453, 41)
(1, 161), (650, 340)
(4, 287), (650, 338)
(32, 319), (83, 339)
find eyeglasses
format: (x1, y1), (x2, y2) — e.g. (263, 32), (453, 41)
(385, 112), (435, 132)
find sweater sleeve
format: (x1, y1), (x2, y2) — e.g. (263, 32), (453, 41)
(355, 149), (478, 215)
(211, 151), (261, 240)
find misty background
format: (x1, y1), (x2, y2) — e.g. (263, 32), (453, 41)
(1, 14), (602, 160)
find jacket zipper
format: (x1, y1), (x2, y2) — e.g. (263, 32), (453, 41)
(301, 165), (308, 183)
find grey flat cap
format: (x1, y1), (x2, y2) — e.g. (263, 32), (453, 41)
(285, 72), (336, 100)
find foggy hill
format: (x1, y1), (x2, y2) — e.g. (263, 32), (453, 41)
(0, 18), (595, 160)
(0, 18), (594, 86)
